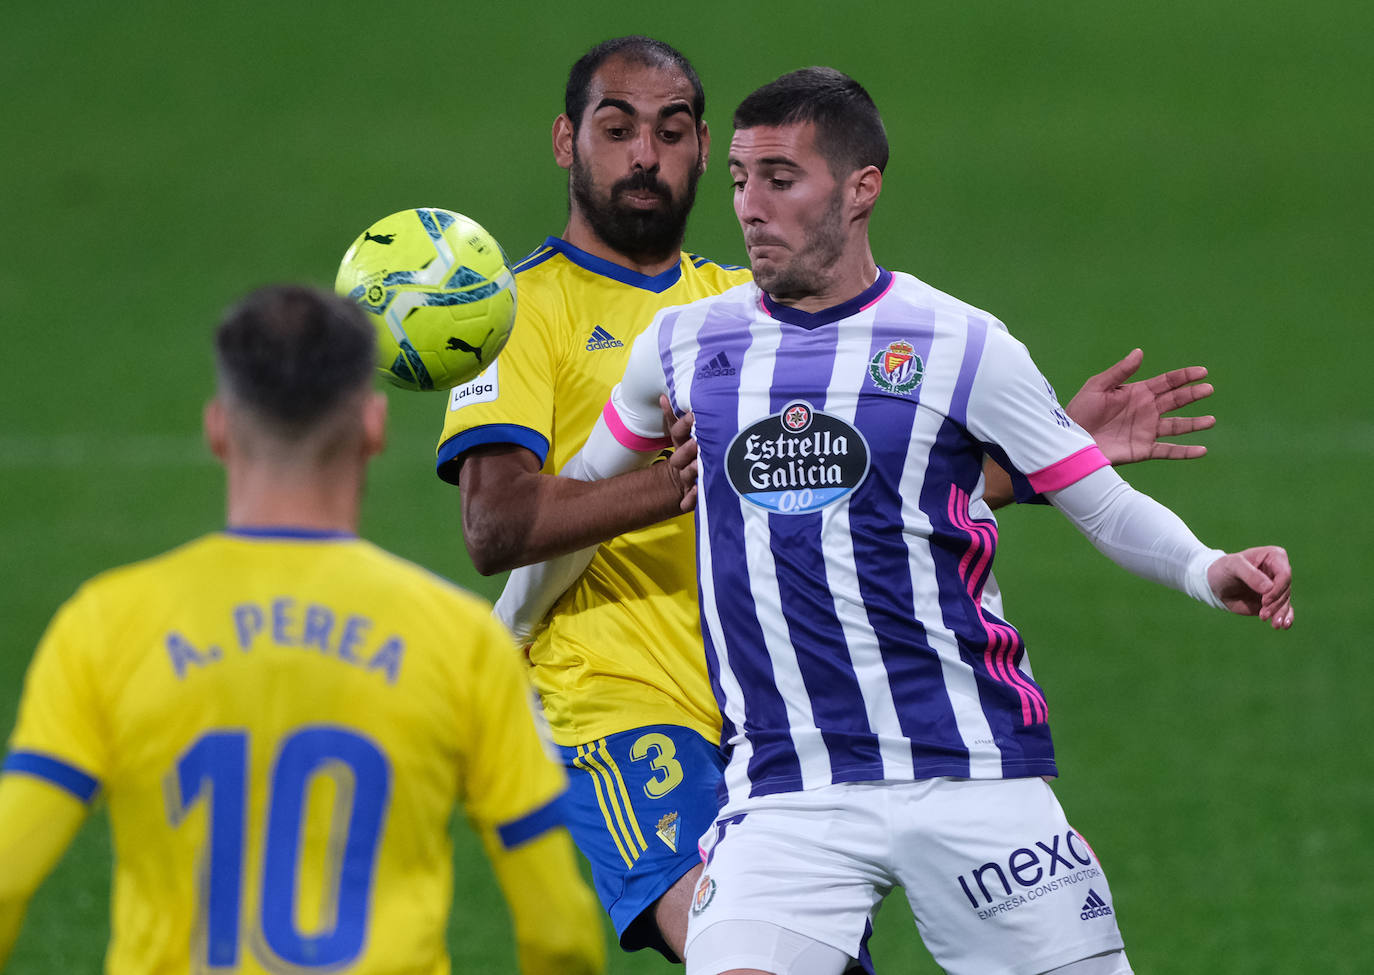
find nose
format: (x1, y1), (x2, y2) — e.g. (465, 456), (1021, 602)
(629, 128), (660, 172)
(735, 179), (765, 225)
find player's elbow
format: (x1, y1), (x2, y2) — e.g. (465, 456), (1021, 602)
(460, 498), (528, 575)
(461, 521), (519, 575)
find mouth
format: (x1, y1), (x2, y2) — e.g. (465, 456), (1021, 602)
(617, 187), (668, 210)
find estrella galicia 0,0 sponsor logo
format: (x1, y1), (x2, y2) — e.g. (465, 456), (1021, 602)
(725, 400), (870, 514)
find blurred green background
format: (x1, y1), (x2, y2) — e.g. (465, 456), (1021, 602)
(2, 0), (1370, 971)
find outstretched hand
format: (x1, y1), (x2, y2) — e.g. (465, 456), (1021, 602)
(1067, 348), (1215, 464)
(1207, 546), (1294, 629)
(661, 394), (698, 512)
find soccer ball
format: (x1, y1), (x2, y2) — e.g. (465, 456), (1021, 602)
(335, 207), (516, 391)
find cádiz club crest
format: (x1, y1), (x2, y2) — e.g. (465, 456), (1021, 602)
(869, 339), (924, 394)
(725, 400), (870, 514)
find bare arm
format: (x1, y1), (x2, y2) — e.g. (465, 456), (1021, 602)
(981, 349), (1216, 510)
(459, 444), (686, 575)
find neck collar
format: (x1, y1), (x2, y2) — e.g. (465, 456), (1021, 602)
(224, 526), (356, 541)
(759, 268), (894, 329)
(545, 236), (684, 293)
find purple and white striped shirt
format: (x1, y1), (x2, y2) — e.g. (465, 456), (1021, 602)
(606, 268), (1108, 807)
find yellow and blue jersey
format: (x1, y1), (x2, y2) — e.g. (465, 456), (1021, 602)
(3, 528), (567, 975)
(435, 237), (752, 747)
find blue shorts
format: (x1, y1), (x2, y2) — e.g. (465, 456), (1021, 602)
(557, 724), (726, 958)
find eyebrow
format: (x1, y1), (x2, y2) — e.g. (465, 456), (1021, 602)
(727, 154), (800, 168)
(592, 98), (696, 123)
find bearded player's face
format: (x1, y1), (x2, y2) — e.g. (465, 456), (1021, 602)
(566, 57), (708, 263)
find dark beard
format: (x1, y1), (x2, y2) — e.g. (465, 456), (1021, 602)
(570, 152), (699, 265)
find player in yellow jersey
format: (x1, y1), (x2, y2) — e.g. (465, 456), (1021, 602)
(0, 285), (604, 975)
(436, 37), (1216, 964)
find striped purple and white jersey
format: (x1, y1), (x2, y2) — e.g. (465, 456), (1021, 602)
(605, 268), (1109, 807)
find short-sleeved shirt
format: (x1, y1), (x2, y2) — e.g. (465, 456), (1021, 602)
(4, 529), (565, 975)
(435, 237), (752, 746)
(604, 270), (1110, 807)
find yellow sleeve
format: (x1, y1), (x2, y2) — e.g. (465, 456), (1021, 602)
(0, 775), (90, 968)
(479, 825), (605, 975)
(7, 587), (110, 789)
(437, 281), (563, 478)
(453, 612), (602, 972)
(455, 613), (568, 832)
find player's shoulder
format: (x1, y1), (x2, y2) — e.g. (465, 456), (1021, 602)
(660, 272), (757, 323)
(509, 237), (564, 280)
(346, 540), (494, 614)
(887, 269), (1008, 332)
(73, 534), (220, 599)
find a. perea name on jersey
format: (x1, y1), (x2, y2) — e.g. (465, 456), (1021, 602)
(725, 400), (870, 515)
(164, 599), (404, 684)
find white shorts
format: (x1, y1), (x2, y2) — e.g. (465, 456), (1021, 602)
(685, 777), (1125, 975)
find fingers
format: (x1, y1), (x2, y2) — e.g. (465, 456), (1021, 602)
(1228, 552), (1275, 599)
(1088, 348), (1145, 390)
(1157, 415), (1216, 437)
(1153, 380), (1214, 414)
(1147, 443), (1208, 461)
(660, 395), (694, 446)
(1250, 546), (1293, 629)
(1144, 364), (1208, 394)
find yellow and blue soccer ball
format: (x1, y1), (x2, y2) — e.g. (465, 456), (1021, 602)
(335, 207), (516, 391)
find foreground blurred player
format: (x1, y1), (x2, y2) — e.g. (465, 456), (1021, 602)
(438, 36), (1218, 963)
(568, 68), (1293, 975)
(0, 286), (603, 974)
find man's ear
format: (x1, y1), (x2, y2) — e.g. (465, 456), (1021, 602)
(361, 391), (388, 458)
(553, 114), (575, 170)
(697, 119), (711, 175)
(204, 397), (228, 461)
(849, 165), (883, 218)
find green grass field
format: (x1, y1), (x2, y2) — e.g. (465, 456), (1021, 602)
(3, 0), (1371, 971)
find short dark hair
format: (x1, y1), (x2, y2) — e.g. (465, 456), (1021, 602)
(733, 67), (888, 176)
(214, 284), (375, 434)
(564, 36), (705, 131)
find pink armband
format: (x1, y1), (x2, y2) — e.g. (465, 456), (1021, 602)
(1027, 445), (1110, 493)
(602, 401), (671, 453)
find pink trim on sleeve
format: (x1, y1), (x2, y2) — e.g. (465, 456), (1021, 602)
(602, 401), (671, 453)
(1026, 445), (1110, 493)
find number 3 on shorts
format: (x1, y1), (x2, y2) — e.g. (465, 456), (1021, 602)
(630, 731), (684, 798)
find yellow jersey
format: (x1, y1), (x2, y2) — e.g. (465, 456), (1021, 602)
(4, 528), (569, 975)
(436, 237), (751, 746)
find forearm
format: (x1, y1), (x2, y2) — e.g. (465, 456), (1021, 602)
(463, 455), (678, 575)
(482, 826), (606, 975)
(1046, 467), (1224, 606)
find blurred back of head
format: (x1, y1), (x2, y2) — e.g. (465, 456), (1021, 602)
(214, 284), (377, 462)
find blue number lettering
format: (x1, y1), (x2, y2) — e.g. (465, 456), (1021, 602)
(167, 727), (390, 970)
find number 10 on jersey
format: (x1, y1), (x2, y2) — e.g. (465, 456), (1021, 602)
(166, 727), (390, 970)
